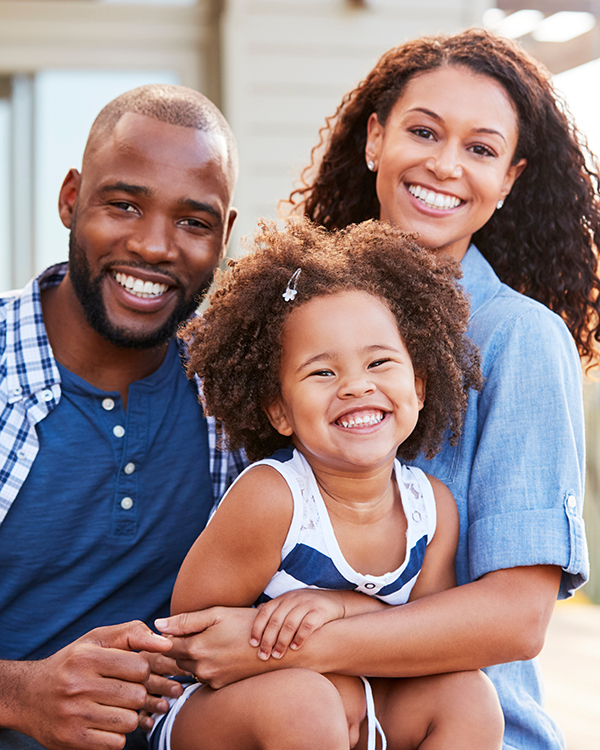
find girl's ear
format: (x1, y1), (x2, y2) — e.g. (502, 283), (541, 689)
(415, 376), (426, 411)
(264, 399), (294, 437)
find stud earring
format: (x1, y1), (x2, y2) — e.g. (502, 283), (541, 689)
(367, 160), (375, 172)
(496, 199), (504, 210)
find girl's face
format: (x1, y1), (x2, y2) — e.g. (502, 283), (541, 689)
(365, 65), (526, 261)
(266, 290), (425, 476)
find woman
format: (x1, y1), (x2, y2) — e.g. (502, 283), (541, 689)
(159, 29), (598, 750)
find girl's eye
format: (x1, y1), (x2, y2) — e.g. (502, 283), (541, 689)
(310, 369), (334, 378)
(368, 358), (392, 369)
(470, 143), (496, 158)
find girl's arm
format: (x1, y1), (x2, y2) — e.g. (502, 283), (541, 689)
(408, 475), (458, 600)
(170, 464), (294, 615)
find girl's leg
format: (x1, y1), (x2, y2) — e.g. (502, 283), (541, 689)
(170, 669), (352, 750)
(363, 671), (504, 750)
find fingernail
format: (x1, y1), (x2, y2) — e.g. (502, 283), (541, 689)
(272, 651), (282, 659)
(170, 683), (183, 697)
(290, 643), (298, 650)
(250, 638), (259, 647)
(155, 619), (168, 630)
(258, 651), (269, 660)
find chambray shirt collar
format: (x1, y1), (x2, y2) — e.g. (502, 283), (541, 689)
(460, 244), (502, 319)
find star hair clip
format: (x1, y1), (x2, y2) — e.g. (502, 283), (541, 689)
(282, 268), (302, 302)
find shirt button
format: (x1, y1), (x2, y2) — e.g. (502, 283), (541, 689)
(113, 425), (125, 438)
(17, 449), (26, 459)
(41, 389), (53, 402)
(12, 385), (22, 395)
(124, 462), (136, 475)
(102, 398), (115, 411)
(567, 494), (577, 510)
(120, 497), (133, 510)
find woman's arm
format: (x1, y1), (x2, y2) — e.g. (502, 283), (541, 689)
(160, 563), (560, 688)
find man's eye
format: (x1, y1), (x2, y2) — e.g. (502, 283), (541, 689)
(180, 218), (210, 229)
(112, 202), (137, 212)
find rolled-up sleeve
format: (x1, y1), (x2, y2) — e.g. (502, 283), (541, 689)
(467, 306), (588, 598)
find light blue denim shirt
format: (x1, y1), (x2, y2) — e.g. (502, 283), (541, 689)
(413, 245), (588, 750)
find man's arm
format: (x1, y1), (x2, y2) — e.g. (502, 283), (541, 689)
(159, 564), (560, 689)
(0, 621), (172, 750)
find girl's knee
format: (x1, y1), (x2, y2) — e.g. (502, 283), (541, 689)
(435, 671), (504, 742)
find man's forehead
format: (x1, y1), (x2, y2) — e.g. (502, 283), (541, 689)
(83, 113), (234, 197)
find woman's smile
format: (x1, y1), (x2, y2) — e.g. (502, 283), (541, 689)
(366, 65), (526, 260)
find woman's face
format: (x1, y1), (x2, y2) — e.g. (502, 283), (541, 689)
(365, 65), (526, 261)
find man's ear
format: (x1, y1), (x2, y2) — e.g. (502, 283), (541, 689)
(264, 398), (294, 437)
(415, 376), (426, 411)
(58, 168), (81, 230)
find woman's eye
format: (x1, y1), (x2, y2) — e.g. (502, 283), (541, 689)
(411, 127), (435, 140)
(470, 143), (496, 158)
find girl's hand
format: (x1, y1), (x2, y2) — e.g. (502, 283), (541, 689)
(250, 589), (388, 660)
(250, 589), (347, 660)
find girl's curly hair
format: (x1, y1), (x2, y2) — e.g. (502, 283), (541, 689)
(180, 218), (481, 463)
(289, 28), (600, 369)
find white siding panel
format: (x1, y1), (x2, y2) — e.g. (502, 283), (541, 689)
(223, 0), (492, 256)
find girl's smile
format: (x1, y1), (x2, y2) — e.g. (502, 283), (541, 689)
(365, 65), (526, 261)
(266, 290), (425, 476)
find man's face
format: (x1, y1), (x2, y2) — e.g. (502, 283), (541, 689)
(59, 113), (236, 349)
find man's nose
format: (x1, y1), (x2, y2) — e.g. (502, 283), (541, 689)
(125, 217), (174, 262)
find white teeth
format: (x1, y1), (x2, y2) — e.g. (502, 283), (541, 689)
(408, 184), (461, 210)
(338, 412), (385, 428)
(114, 272), (169, 299)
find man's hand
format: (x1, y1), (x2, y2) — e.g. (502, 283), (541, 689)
(156, 607), (274, 689)
(137, 651), (191, 732)
(2, 621), (172, 750)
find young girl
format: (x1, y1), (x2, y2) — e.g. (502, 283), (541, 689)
(152, 218), (500, 750)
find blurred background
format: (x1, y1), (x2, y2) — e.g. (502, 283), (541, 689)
(0, 0), (597, 744)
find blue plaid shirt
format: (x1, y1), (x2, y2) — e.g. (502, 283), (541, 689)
(0, 263), (246, 527)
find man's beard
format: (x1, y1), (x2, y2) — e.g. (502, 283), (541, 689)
(68, 228), (212, 350)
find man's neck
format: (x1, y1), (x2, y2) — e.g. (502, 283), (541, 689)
(41, 274), (170, 407)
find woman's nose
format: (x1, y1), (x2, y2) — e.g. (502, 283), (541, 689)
(426, 144), (463, 180)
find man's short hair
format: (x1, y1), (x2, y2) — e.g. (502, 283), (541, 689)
(86, 83), (238, 180)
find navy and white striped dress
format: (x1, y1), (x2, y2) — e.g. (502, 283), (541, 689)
(250, 446), (437, 606)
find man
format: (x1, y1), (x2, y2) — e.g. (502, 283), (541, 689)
(0, 84), (244, 750)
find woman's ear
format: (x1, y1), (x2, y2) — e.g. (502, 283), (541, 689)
(415, 376), (426, 411)
(365, 112), (383, 171)
(264, 399), (294, 437)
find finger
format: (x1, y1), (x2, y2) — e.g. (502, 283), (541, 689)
(258, 609), (302, 660)
(80, 645), (153, 686)
(287, 612), (323, 652)
(92, 676), (149, 711)
(155, 610), (218, 636)
(86, 621), (172, 655)
(138, 712), (156, 733)
(144, 652), (191, 678)
(250, 602), (280, 646)
(141, 693), (171, 716)
(146, 674), (184, 700)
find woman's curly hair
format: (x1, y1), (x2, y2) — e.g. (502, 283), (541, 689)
(289, 28), (600, 369)
(180, 218), (481, 463)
